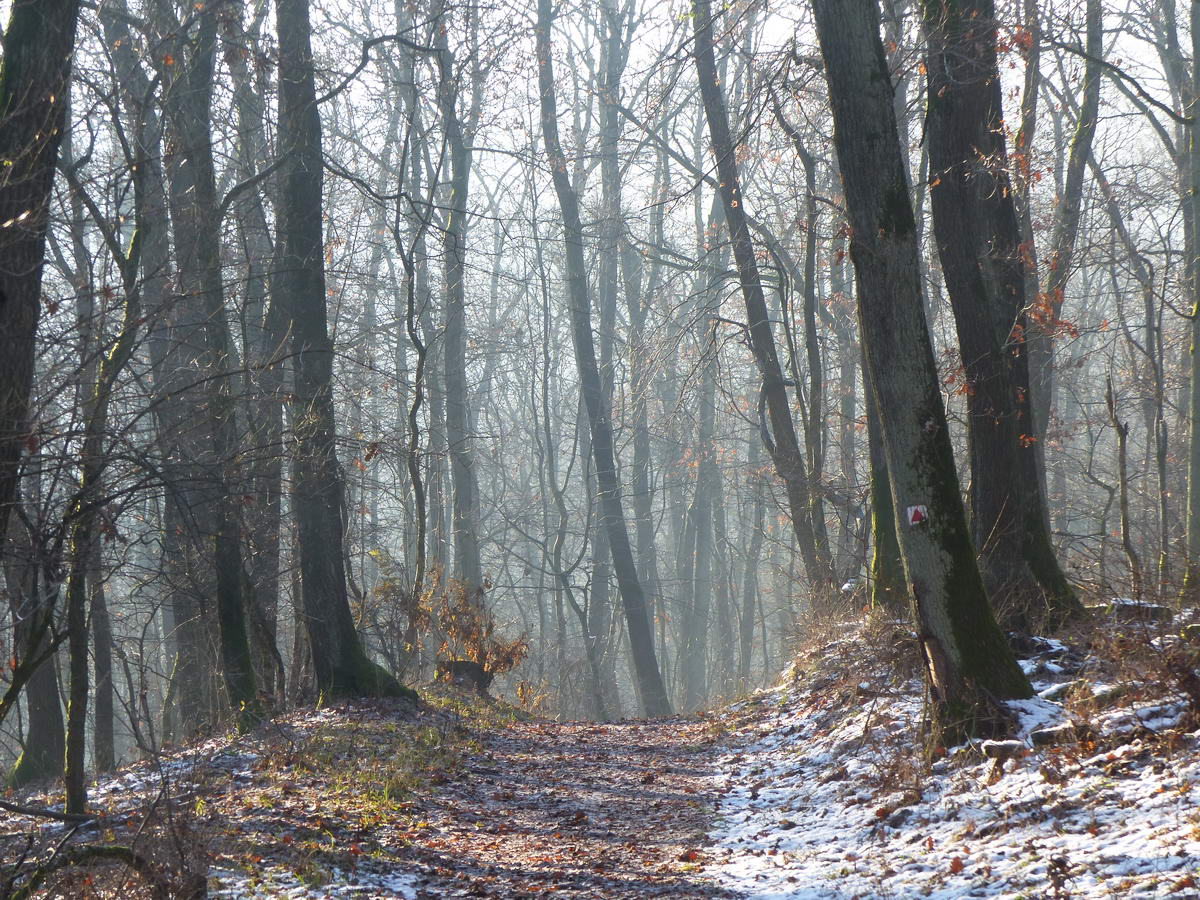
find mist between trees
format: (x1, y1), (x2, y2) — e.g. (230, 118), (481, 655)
(0, 0), (1194, 805)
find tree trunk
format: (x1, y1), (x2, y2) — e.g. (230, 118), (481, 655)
(691, 0), (834, 593)
(1029, 0), (1103, 443)
(90, 543), (114, 772)
(867, 365), (906, 614)
(276, 0), (415, 702)
(434, 1), (483, 593)
(222, 1), (286, 700)
(1107, 379), (1143, 600)
(1183, 0), (1200, 601)
(921, 0), (1083, 627)
(4, 515), (64, 788)
(98, 0), (205, 737)
(63, 165), (147, 814)
(739, 439), (766, 688)
(63, 124), (115, 773)
(535, 0), (671, 717)
(158, 0), (258, 726)
(682, 201), (725, 710)
(812, 0), (1032, 741)
(0, 0), (81, 547)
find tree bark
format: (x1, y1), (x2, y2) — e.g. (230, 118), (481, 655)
(222, 1), (286, 700)
(921, 0), (1083, 627)
(866, 364), (906, 615)
(434, 0), (483, 593)
(0, 0), (81, 548)
(1182, 0), (1200, 601)
(812, 0), (1032, 741)
(4, 515), (64, 787)
(158, 0), (258, 727)
(276, 0), (415, 702)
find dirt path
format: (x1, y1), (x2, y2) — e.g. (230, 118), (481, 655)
(405, 714), (736, 898)
(1, 700), (739, 898)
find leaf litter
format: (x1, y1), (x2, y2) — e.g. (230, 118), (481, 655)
(9, 614), (1200, 898)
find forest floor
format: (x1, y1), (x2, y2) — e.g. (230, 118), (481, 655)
(6, 607), (1200, 898)
(1, 685), (735, 899)
(707, 612), (1200, 898)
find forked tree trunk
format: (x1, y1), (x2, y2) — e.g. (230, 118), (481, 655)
(921, 0), (1083, 627)
(812, 0), (1032, 741)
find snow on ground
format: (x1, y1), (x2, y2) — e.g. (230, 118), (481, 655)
(6, 705), (428, 897)
(209, 864), (420, 899)
(706, 621), (1200, 898)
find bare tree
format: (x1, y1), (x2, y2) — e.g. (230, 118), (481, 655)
(536, 0), (671, 717)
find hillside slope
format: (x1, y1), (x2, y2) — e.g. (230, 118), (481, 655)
(706, 615), (1200, 898)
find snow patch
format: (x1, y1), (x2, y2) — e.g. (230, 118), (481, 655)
(707, 632), (1200, 898)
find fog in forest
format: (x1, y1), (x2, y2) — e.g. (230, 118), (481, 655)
(0, 0), (1194, 827)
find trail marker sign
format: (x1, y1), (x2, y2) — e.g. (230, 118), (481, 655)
(906, 505), (928, 527)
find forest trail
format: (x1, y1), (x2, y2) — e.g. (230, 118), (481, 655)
(0, 690), (741, 898)
(404, 713), (736, 898)
(10, 619), (1200, 898)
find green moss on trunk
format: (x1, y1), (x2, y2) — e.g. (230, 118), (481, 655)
(328, 652), (419, 705)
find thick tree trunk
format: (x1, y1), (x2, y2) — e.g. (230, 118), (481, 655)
(921, 0), (1083, 627)
(276, 0), (415, 702)
(536, 0), (671, 717)
(812, 0), (1032, 741)
(0, 0), (81, 547)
